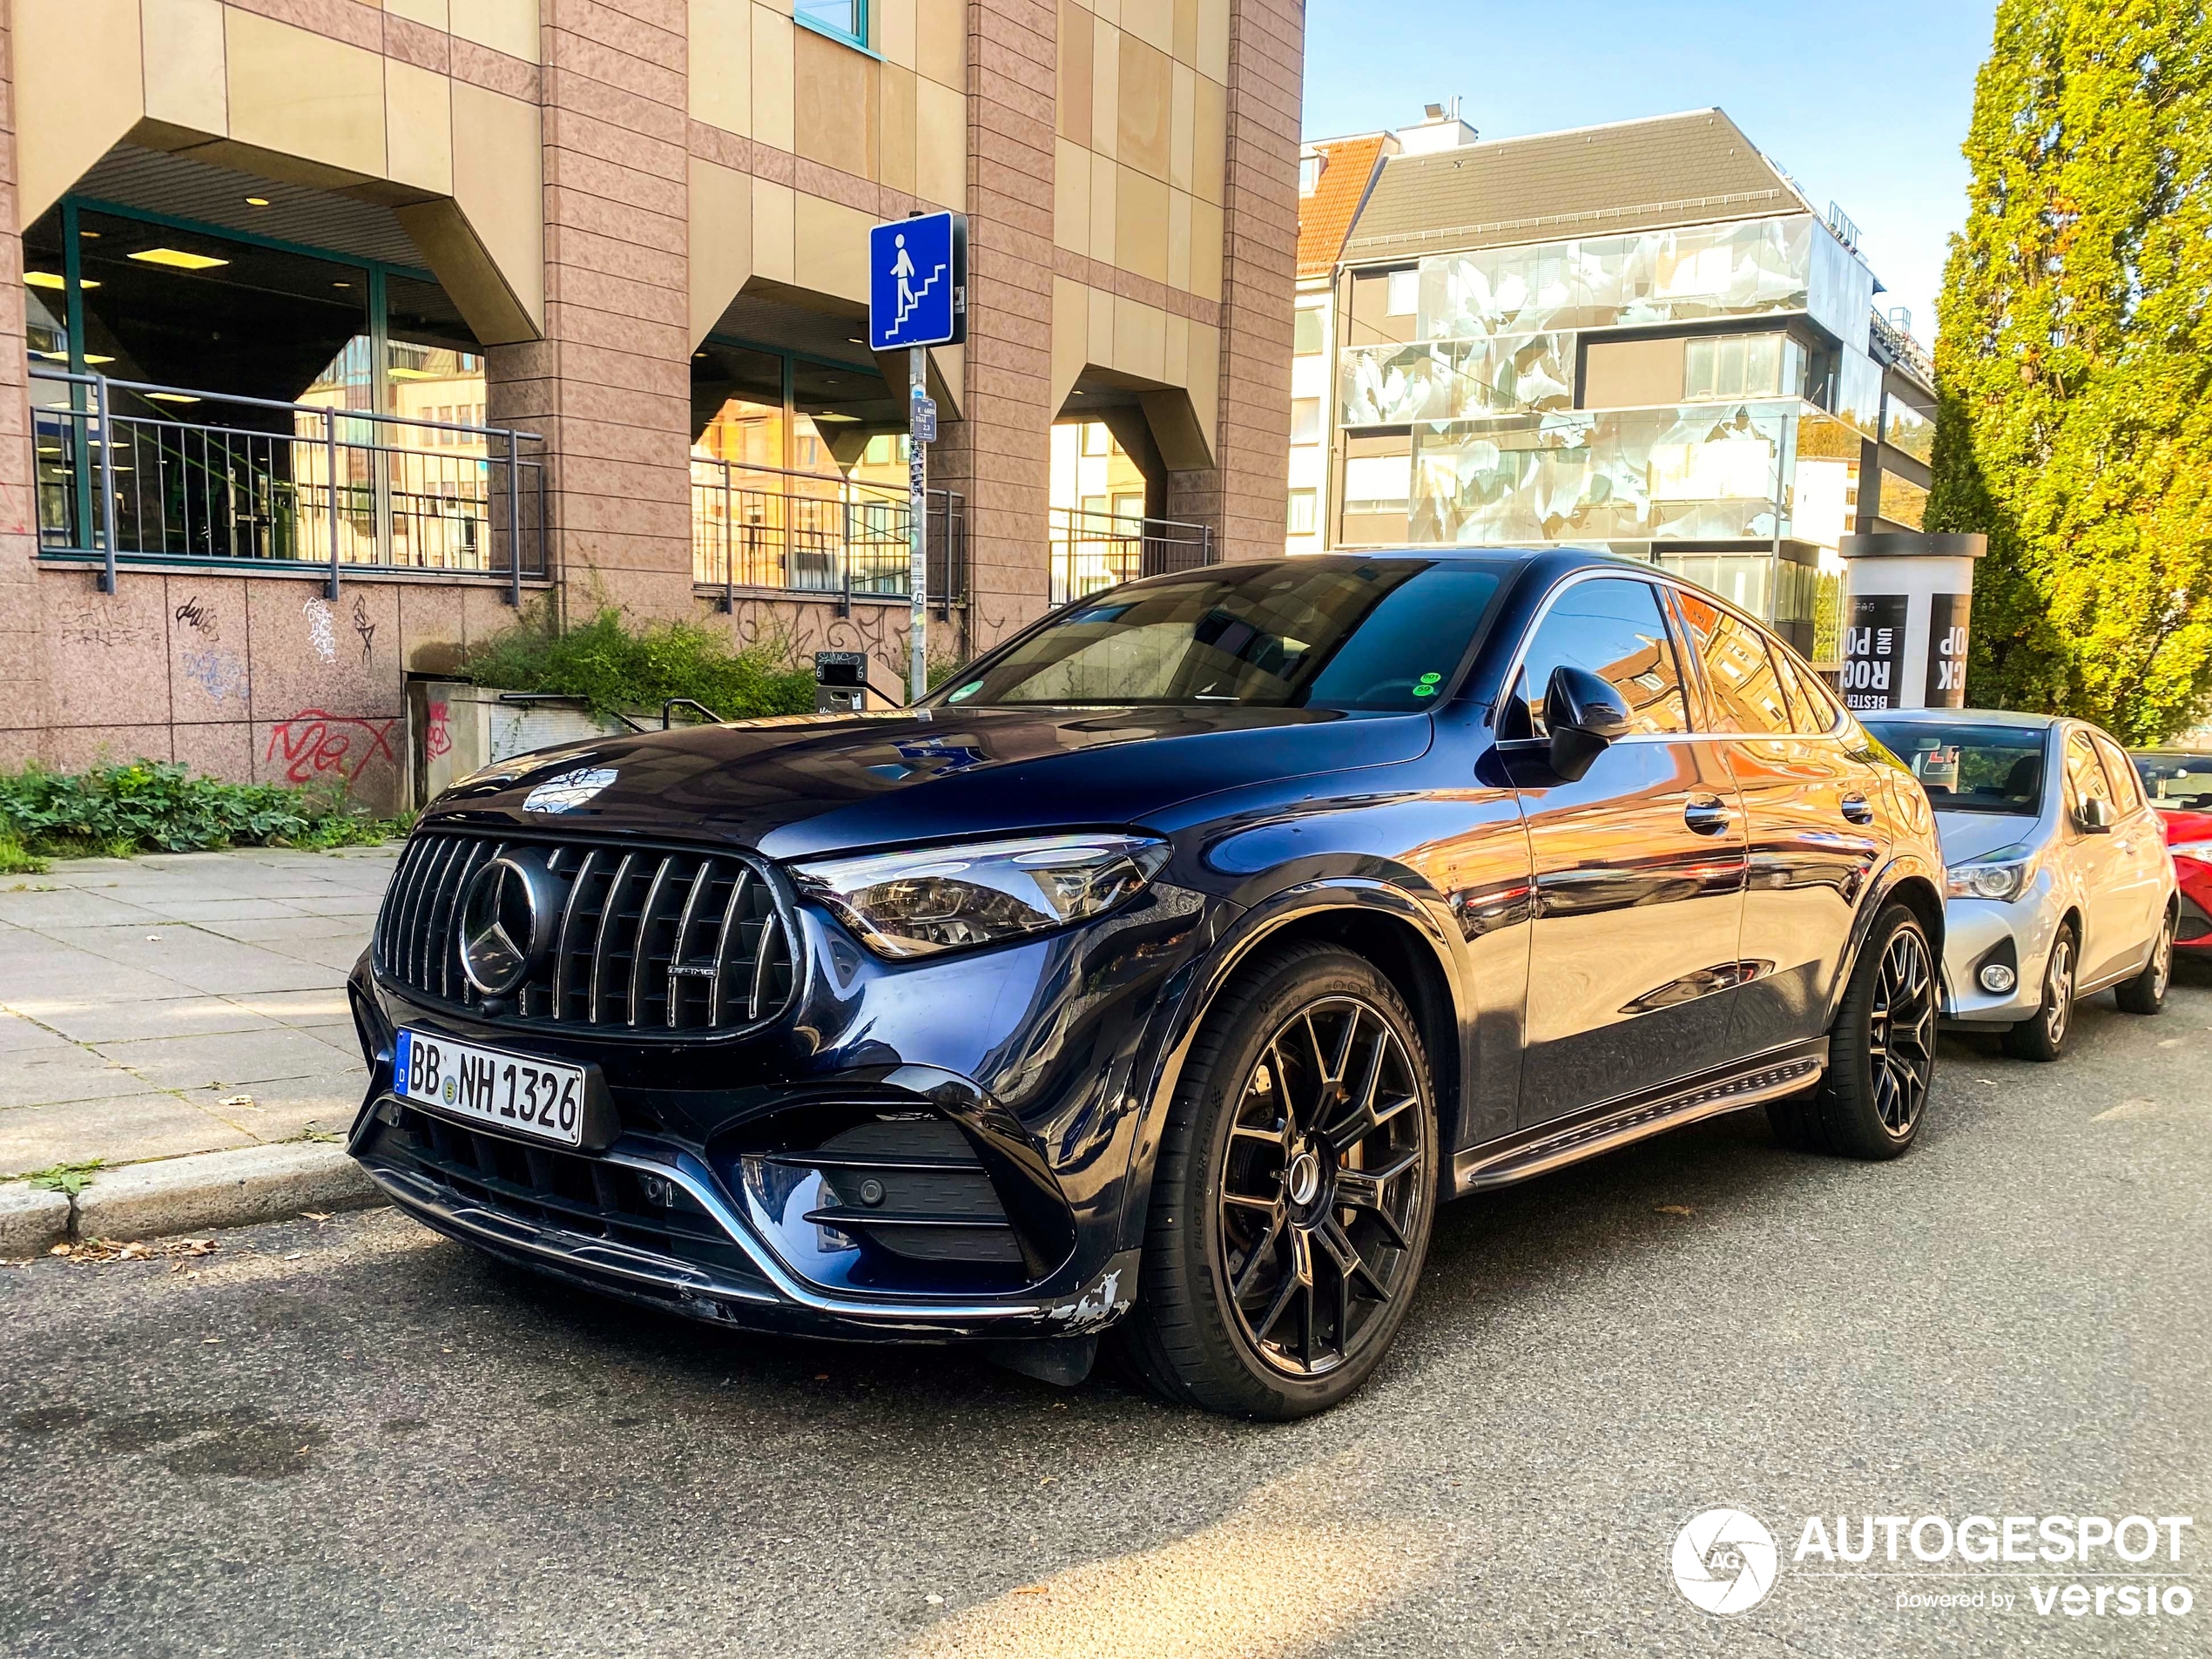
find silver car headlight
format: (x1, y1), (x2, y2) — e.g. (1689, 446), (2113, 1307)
(1946, 853), (2037, 902)
(793, 833), (1172, 959)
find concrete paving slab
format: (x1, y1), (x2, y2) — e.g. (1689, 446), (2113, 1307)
(0, 1013), (75, 1055)
(226, 988), (354, 1023)
(125, 897), (312, 921)
(13, 994), (286, 1046)
(0, 1094), (253, 1175)
(0, 888), (158, 927)
(37, 929), (338, 995)
(0, 1047), (163, 1110)
(101, 1028), (359, 1092)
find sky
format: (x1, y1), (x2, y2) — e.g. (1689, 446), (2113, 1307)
(1300, 0), (1996, 342)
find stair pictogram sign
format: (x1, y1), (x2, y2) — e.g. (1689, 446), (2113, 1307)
(869, 212), (967, 350)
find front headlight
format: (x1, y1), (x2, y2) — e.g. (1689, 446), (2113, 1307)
(793, 833), (1173, 959)
(1946, 853), (2036, 902)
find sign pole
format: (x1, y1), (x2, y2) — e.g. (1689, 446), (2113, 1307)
(908, 344), (927, 704)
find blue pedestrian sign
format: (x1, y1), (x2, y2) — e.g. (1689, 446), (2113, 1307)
(868, 212), (966, 350)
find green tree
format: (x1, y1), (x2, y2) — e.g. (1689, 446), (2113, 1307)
(1928, 0), (2212, 742)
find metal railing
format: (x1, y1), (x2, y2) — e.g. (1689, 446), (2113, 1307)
(1049, 507), (1216, 606)
(690, 455), (966, 617)
(30, 368), (546, 601)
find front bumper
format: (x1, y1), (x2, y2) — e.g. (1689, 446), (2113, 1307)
(346, 869), (1223, 1344)
(1939, 887), (2060, 1023)
(352, 1096), (1139, 1340)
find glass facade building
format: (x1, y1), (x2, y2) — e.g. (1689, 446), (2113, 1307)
(1304, 110), (1933, 671)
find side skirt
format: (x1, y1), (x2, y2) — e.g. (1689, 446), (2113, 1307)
(1452, 1039), (1828, 1196)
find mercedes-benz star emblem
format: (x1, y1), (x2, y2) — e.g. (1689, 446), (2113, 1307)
(459, 854), (553, 995)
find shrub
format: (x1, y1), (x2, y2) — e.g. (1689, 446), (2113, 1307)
(461, 606), (817, 721)
(0, 761), (409, 860)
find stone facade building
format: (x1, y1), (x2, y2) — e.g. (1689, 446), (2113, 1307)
(0, 0), (1301, 806)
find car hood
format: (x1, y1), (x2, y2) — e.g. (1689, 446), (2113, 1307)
(1933, 810), (2045, 867)
(424, 704), (1436, 859)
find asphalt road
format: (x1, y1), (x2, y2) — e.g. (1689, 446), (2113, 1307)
(5, 969), (2209, 1659)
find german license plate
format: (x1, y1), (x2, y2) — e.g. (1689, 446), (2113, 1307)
(394, 1028), (585, 1148)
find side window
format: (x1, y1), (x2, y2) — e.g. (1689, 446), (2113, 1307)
(1516, 578), (1689, 738)
(1674, 591), (1794, 735)
(1769, 642), (1838, 736)
(2092, 732), (2146, 813)
(2064, 731), (2113, 811)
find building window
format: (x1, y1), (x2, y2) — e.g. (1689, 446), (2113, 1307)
(792, 0), (867, 46)
(1291, 398), (1322, 446)
(1293, 306), (1325, 355)
(1287, 489), (1318, 535)
(1080, 421), (1110, 456)
(1344, 453), (1412, 509)
(1298, 154), (1325, 194)
(1683, 333), (1806, 402)
(1386, 268), (1420, 317)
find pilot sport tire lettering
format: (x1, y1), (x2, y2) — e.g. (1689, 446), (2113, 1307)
(1118, 943), (1436, 1420)
(2113, 907), (2175, 1016)
(1770, 903), (1935, 1161)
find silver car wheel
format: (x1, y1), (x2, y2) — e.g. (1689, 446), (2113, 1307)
(2044, 933), (2074, 1047)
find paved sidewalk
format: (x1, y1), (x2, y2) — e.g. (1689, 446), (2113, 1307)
(0, 845), (399, 1177)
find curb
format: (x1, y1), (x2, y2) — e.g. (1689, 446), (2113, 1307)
(28, 1143), (381, 1248)
(1, 1184), (73, 1255)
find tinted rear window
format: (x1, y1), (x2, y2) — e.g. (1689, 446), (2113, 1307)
(1866, 722), (2047, 814)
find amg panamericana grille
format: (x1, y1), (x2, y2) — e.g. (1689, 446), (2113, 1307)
(373, 833), (796, 1034)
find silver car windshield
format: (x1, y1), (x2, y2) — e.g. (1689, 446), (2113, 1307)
(1867, 722), (2046, 816)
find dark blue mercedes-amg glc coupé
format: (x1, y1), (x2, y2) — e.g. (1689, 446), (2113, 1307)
(347, 550), (1945, 1416)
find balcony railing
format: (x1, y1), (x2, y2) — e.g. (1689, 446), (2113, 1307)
(690, 455), (966, 616)
(1049, 507), (1215, 606)
(30, 368), (546, 601)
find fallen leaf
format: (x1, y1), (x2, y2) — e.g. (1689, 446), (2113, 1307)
(48, 1244), (70, 1257)
(1655, 1204), (1694, 1217)
(300, 1211), (331, 1223)
(1013, 1586), (1048, 1595)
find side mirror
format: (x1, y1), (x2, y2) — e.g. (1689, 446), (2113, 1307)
(1543, 664), (1631, 783)
(2074, 795), (2115, 833)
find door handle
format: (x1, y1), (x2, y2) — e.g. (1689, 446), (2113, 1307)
(1684, 797), (1732, 835)
(1841, 792), (1875, 826)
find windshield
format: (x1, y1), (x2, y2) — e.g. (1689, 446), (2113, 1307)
(1866, 721), (2047, 815)
(2133, 752), (2212, 813)
(931, 561), (1507, 711)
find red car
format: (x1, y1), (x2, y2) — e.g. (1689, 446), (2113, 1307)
(2131, 750), (2212, 953)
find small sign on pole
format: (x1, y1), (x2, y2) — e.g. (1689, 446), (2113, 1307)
(869, 212), (966, 705)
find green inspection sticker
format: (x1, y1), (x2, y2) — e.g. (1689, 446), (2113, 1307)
(1412, 671), (1443, 698)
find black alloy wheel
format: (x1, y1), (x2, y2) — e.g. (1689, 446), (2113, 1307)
(1866, 925), (1938, 1137)
(1216, 995), (1427, 1379)
(1770, 902), (1938, 1160)
(2005, 923), (2077, 1062)
(1120, 944), (1436, 1417)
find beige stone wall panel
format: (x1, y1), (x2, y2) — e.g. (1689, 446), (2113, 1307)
(878, 62), (917, 195)
(226, 12), (388, 178)
(1115, 30), (1169, 179)
(792, 28), (877, 179)
(144, 0), (230, 137)
(17, 0), (143, 223)
(688, 0), (752, 132)
(448, 0), (541, 64)
(750, 5), (794, 152)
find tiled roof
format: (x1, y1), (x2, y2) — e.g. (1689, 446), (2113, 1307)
(1341, 109), (1806, 262)
(1297, 135), (1390, 278)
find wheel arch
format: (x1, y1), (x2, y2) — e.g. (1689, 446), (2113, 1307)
(1832, 854), (1946, 1023)
(1116, 880), (1468, 1250)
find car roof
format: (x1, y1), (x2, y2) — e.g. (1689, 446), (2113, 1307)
(1861, 707), (2061, 731)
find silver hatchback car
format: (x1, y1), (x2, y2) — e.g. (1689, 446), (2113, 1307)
(1862, 709), (2178, 1059)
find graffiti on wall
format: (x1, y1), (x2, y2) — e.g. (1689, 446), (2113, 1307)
(350, 595), (376, 666)
(425, 699), (453, 759)
(302, 597), (337, 664)
(180, 649), (250, 706)
(173, 595), (220, 639)
(54, 604), (158, 650)
(265, 710), (399, 786)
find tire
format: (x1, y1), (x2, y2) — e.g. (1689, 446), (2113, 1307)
(2114, 909), (2175, 1016)
(1117, 943), (1437, 1419)
(2004, 922), (2078, 1061)
(1767, 902), (1936, 1160)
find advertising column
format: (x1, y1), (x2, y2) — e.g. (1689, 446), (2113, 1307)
(1835, 533), (1986, 712)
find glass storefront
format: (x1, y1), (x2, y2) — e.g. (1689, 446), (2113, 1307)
(21, 199), (507, 570)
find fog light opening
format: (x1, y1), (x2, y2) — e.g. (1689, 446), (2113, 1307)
(1979, 962), (2017, 995)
